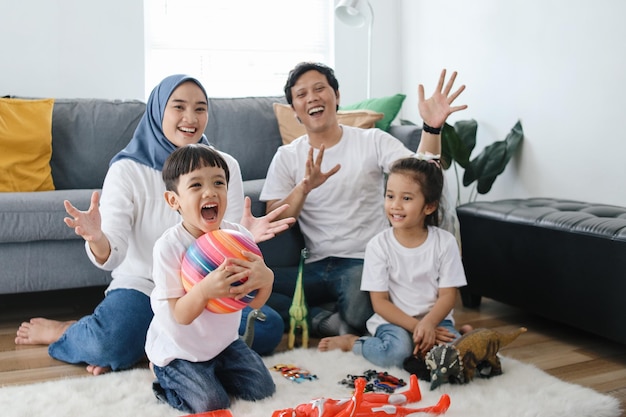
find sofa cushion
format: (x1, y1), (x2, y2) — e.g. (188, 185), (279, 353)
(340, 94), (406, 131)
(0, 98), (55, 192)
(0, 189), (95, 243)
(50, 99), (145, 190)
(273, 103), (384, 145)
(204, 96), (286, 182)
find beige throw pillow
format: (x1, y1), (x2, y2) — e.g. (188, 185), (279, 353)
(273, 103), (384, 145)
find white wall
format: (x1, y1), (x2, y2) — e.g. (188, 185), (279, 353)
(0, 0), (144, 99)
(334, 0), (402, 104)
(3, 0), (625, 207)
(395, 0), (626, 207)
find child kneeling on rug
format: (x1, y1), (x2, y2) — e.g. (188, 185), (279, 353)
(145, 144), (275, 413)
(319, 156), (469, 368)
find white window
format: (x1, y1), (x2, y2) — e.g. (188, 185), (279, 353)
(144, 0), (334, 99)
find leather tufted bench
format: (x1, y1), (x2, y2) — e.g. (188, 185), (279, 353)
(456, 198), (626, 344)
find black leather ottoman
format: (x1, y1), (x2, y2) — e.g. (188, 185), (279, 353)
(456, 198), (626, 344)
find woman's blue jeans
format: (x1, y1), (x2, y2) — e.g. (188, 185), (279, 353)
(48, 288), (284, 370)
(48, 288), (152, 371)
(267, 257), (373, 335)
(152, 338), (275, 413)
(353, 320), (461, 368)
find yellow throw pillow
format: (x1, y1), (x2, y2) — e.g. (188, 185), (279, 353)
(273, 103), (384, 145)
(0, 98), (55, 192)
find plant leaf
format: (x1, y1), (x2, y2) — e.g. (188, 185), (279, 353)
(454, 119), (478, 155)
(441, 123), (471, 169)
(463, 120), (524, 194)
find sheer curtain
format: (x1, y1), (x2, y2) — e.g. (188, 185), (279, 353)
(144, 0), (334, 98)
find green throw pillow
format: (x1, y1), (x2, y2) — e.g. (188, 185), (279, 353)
(340, 94), (406, 131)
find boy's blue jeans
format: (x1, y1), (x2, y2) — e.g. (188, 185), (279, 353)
(151, 338), (275, 413)
(353, 320), (461, 368)
(268, 257), (374, 335)
(48, 288), (284, 370)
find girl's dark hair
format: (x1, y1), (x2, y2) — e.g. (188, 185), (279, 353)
(389, 157), (444, 227)
(162, 144), (230, 192)
(284, 62), (339, 108)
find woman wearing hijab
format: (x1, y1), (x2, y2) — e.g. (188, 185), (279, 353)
(15, 75), (292, 375)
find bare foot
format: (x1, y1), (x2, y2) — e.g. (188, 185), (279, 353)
(318, 334), (358, 352)
(14, 318), (76, 345)
(86, 365), (111, 376)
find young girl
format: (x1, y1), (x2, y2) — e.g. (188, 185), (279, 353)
(318, 155), (467, 368)
(147, 143), (275, 413)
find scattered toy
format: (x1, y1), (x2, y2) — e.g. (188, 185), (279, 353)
(423, 327), (527, 390)
(272, 374), (450, 416)
(339, 369), (406, 393)
(272, 363), (318, 383)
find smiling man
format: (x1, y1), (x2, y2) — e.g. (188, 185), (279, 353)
(260, 62), (467, 343)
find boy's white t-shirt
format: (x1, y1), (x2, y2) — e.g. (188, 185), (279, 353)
(260, 125), (413, 263)
(145, 220), (250, 367)
(361, 226), (467, 336)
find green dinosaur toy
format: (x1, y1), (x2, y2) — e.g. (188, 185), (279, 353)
(288, 248), (309, 349)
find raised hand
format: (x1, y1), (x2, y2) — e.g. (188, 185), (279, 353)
(418, 69), (468, 129)
(301, 144), (341, 195)
(240, 196), (296, 243)
(63, 191), (103, 243)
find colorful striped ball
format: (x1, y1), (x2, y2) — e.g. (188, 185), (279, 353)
(181, 229), (261, 314)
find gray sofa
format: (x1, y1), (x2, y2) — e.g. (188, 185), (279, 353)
(0, 97), (422, 295)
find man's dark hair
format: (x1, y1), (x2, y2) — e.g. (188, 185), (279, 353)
(284, 62), (340, 106)
(162, 144), (230, 192)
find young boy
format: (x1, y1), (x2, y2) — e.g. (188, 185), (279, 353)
(145, 143), (275, 413)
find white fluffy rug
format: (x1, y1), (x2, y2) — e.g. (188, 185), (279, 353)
(0, 349), (620, 417)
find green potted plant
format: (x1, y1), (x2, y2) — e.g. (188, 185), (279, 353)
(402, 119), (524, 206)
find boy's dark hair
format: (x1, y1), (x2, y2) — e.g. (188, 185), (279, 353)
(162, 144), (230, 192)
(284, 62), (340, 108)
(389, 157), (444, 227)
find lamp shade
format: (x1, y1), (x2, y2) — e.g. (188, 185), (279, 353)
(335, 0), (368, 27)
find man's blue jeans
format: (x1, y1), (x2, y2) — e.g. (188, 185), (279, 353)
(152, 338), (275, 413)
(268, 257), (373, 335)
(49, 288), (284, 370)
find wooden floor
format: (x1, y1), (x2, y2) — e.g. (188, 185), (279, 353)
(1, 286), (625, 415)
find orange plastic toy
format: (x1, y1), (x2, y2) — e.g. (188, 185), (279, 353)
(272, 374), (450, 417)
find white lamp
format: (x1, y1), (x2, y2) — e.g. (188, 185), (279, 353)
(335, 0), (374, 98)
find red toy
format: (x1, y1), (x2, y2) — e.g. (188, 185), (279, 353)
(183, 410), (233, 417)
(272, 374), (450, 417)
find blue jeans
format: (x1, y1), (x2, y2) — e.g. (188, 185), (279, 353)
(353, 320), (461, 368)
(49, 289), (284, 370)
(48, 288), (152, 371)
(152, 338), (275, 413)
(267, 257), (373, 335)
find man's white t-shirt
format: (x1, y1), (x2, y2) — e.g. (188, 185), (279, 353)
(260, 125), (413, 263)
(86, 152), (244, 297)
(145, 221), (249, 367)
(361, 226), (467, 336)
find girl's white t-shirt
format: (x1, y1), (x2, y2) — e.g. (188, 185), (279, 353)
(361, 226), (467, 336)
